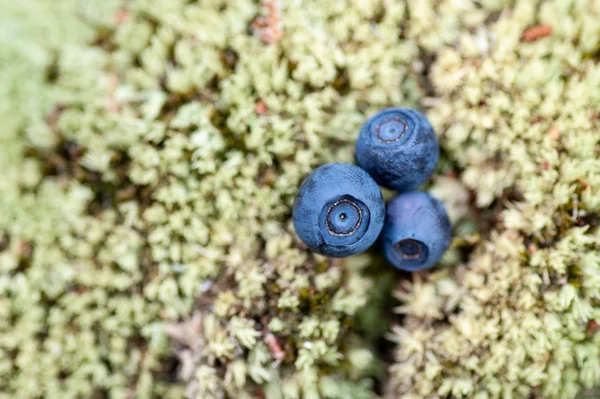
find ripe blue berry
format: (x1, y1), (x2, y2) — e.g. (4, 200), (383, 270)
(381, 191), (451, 271)
(293, 163), (385, 257)
(355, 107), (439, 191)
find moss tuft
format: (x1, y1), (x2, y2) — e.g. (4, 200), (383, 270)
(1, 0), (598, 398)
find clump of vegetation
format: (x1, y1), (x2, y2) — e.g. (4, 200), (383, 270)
(388, 1), (600, 398)
(0, 0), (597, 398)
(0, 0), (420, 396)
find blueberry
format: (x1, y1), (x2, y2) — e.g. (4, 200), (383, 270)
(293, 163), (385, 257)
(381, 191), (451, 271)
(355, 107), (439, 191)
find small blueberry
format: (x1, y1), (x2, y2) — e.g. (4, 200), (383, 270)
(381, 191), (451, 271)
(355, 107), (439, 191)
(293, 163), (385, 257)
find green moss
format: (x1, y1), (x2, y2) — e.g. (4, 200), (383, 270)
(388, 1), (600, 398)
(1, 0), (598, 398)
(1, 0), (419, 397)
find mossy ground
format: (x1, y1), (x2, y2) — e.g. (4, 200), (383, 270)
(0, 1), (598, 398)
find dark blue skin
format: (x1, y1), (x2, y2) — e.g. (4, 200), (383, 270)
(355, 107), (439, 191)
(293, 163), (385, 257)
(381, 191), (451, 271)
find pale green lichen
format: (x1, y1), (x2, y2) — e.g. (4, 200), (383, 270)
(0, 0), (417, 397)
(387, 1), (600, 398)
(1, 0), (599, 398)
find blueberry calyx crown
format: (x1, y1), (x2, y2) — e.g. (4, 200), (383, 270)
(375, 115), (408, 143)
(319, 194), (370, 244)
(394, 239), (428, 262)
(325, 197), (363, 236)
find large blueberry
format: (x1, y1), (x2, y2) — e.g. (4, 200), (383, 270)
(356, 107), (439, 191)
(381, 191), (451, 271)
(293, 163), (385, 257)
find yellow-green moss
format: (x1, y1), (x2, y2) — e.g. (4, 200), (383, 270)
(1, 0), (417, 397)
(0, 0), (598, 398)
(388, 1), (600, 398)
